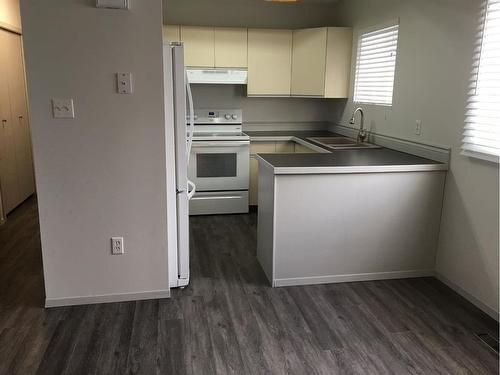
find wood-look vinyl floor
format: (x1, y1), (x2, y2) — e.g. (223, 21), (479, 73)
(0, 197), (498, 374)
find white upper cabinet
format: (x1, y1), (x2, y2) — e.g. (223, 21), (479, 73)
(162, 25), (180, 43)
(291, 28), (328, 96)
(168, 24), (352, 98)
(248, 29), (293, 96)
(291, 27), (353, 98)
(214, 27), (248, 68)
(180, 26), (215, 67)
(324, 27), (353, 98)
(175, 26), (248, 68)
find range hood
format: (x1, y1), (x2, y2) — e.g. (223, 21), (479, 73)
(186, 68), (248, 85)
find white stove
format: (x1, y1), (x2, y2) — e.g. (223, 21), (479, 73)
(188, 109), (250, 215)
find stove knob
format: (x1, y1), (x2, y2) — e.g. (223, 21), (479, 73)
(224, 114), (231, 120)
(231, 114), (238, 120)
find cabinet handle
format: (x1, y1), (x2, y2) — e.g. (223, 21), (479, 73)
(19, 115), (23, 119)
(1, 119), (5, 129)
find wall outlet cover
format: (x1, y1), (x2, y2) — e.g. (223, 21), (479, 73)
(111, 237), (124, 255)
(52, 98), (75, 119)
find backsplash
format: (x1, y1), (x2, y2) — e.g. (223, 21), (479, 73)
(191, 84), (345, 131)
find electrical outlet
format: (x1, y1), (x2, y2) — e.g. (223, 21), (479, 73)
(111, 237), (124, 255)
(415, 120), (422, 135)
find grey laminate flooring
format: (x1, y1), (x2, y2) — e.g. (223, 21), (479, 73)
(0, 197), (498, 374)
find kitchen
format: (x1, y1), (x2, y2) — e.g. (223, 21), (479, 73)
(164, 16), (450, 289)
(1, 0), (498, 372)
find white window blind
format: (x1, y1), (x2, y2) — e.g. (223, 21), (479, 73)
(463, 0), (500, 162)
(353, 24), (399, 106)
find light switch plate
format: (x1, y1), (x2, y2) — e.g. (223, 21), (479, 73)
(117, 72), (133, 94)
(52, 98), (75, 119)
(415, 120), (422, 135)
(96, 0), (130, 9)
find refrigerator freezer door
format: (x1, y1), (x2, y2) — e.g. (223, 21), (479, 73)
(164, 44), (180, 288)
(172, 45), (188, 193)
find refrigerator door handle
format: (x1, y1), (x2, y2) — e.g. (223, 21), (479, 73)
(185, 70), (195, 165)
(185, 70), (197, 199)
(187, 180), (196, 200)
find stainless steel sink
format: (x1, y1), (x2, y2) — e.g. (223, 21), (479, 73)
(306, 137), (381, 150)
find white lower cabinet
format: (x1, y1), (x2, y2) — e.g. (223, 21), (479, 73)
(249, 140), (319, 206)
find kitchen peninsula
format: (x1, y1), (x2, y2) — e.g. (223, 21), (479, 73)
(256, 146), (448, 287)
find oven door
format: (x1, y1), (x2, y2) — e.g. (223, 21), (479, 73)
(189, 140), (250, 191)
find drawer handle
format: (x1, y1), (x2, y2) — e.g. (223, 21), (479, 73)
(191, 195), (243, 201)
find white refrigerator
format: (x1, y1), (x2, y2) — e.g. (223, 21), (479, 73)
(163, 42), (195, 288)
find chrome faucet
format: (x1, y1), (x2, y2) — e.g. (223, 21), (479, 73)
(349, 107), (366, 143)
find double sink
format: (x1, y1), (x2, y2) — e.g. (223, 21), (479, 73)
(306, 136), (381, 151)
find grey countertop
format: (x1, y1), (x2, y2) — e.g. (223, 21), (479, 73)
(246, 130), (448, 174)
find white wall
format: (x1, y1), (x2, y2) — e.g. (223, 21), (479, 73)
(192, 85), (336, 129)
(21, 0), (170, 304)
(332, 0), (499, 317)
(0, 0), (21, 32)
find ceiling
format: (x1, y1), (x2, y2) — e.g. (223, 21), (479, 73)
(164, 0), (340, 28)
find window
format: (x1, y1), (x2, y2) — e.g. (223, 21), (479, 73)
(463, 0), (500, 162)
(353, 23), (399, 106)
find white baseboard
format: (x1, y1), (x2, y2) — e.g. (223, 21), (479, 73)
(435, 272), (499, 321)
(273, 269), (434, 287)
(45, 289), (171, 308)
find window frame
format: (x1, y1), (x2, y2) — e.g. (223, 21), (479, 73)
(461, 0), (500, 163)
(352, 19), (400, 107)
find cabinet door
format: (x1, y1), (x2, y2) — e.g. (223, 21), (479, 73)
(250, 141), (276, 154)
(214, 27), (247, 68)
(291, 28), (327, 96)
(295, 143), (318, 153)
(180, 26), (215, 67)
(249, 156), (258, 206)
(6, 32), (35, 202)
(0, 30), (20, 213)
(248, 29), (292, 96)
(324, 27), (353, 98)
(275, 141), (294, 153)
(163, 25), (180, 43)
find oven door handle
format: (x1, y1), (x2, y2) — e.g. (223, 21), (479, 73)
(191, 141), (249, 147)
(190, 195), (244, 201)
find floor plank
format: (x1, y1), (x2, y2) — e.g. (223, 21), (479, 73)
(0, 197), (498, 374)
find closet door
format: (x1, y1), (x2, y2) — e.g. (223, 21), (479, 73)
(0, 30), (20, 213)
(5, 32), (35, 202)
